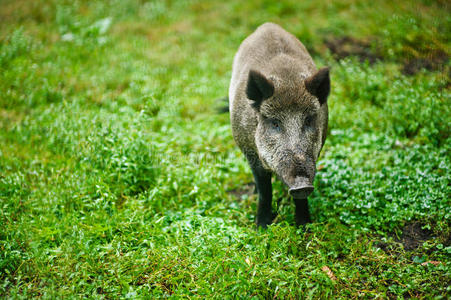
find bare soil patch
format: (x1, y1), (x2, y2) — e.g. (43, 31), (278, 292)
(402, 49), (449, 75)
(375, 222), (436, 254)
(325, 36), (381, 64)
(398, 222), (434, 251)
(374, 222), (440, 256)
(325, 36), (449, 78)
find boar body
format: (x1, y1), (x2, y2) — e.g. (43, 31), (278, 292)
(229, 23), (330, 228)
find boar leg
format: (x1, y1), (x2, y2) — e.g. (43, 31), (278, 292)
(294, 198), (311, 226)
(250, 165), (274, 228)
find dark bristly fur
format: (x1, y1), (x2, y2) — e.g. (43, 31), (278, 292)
(229, 23), (331, 228)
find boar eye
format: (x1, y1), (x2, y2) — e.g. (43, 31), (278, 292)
(268, 118), (282, 132)
(305, 114), (316, 128)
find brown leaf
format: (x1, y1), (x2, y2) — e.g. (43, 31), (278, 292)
(421, 261), (441, 266)
(321, 266), (337, 281)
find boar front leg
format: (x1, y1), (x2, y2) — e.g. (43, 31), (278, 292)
(250, 165), (275, 228)
(294, 198), (311, 226)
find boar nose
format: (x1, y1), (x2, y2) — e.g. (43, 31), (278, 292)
(289, 185), (314, 199)
(288, 177), (314, 199)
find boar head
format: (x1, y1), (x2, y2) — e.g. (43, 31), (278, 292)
(246, 65), (330, 199)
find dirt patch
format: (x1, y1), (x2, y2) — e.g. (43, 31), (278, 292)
(325, 36), (449, 78)
(402, 49), (449, 75)
(228, 182), (255, 200)
(375, 222), (435, 254)
(325, 36), (381, 64)
(398, 222), (434, 251)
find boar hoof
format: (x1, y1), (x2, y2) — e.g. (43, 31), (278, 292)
(256, 212), (277, 229)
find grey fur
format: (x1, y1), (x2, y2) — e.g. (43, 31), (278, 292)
(229, 23), (330, 228)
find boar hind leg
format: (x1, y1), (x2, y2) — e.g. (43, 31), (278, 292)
(294, 198), (311, 226)
(250, 165), (275, 229)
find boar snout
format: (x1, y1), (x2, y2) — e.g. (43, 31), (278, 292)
(288, 177), (314, 199)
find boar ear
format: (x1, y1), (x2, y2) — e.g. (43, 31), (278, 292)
(246, 70), (274, 109)
(305, 67), (330, 105)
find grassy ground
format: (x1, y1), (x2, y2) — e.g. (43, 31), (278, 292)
(1, 0), (450, 298)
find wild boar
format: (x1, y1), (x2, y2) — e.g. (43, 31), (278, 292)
(229, 23), (330, 228)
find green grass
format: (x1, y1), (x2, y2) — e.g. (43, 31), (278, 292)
(1, 0), (450, 298)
